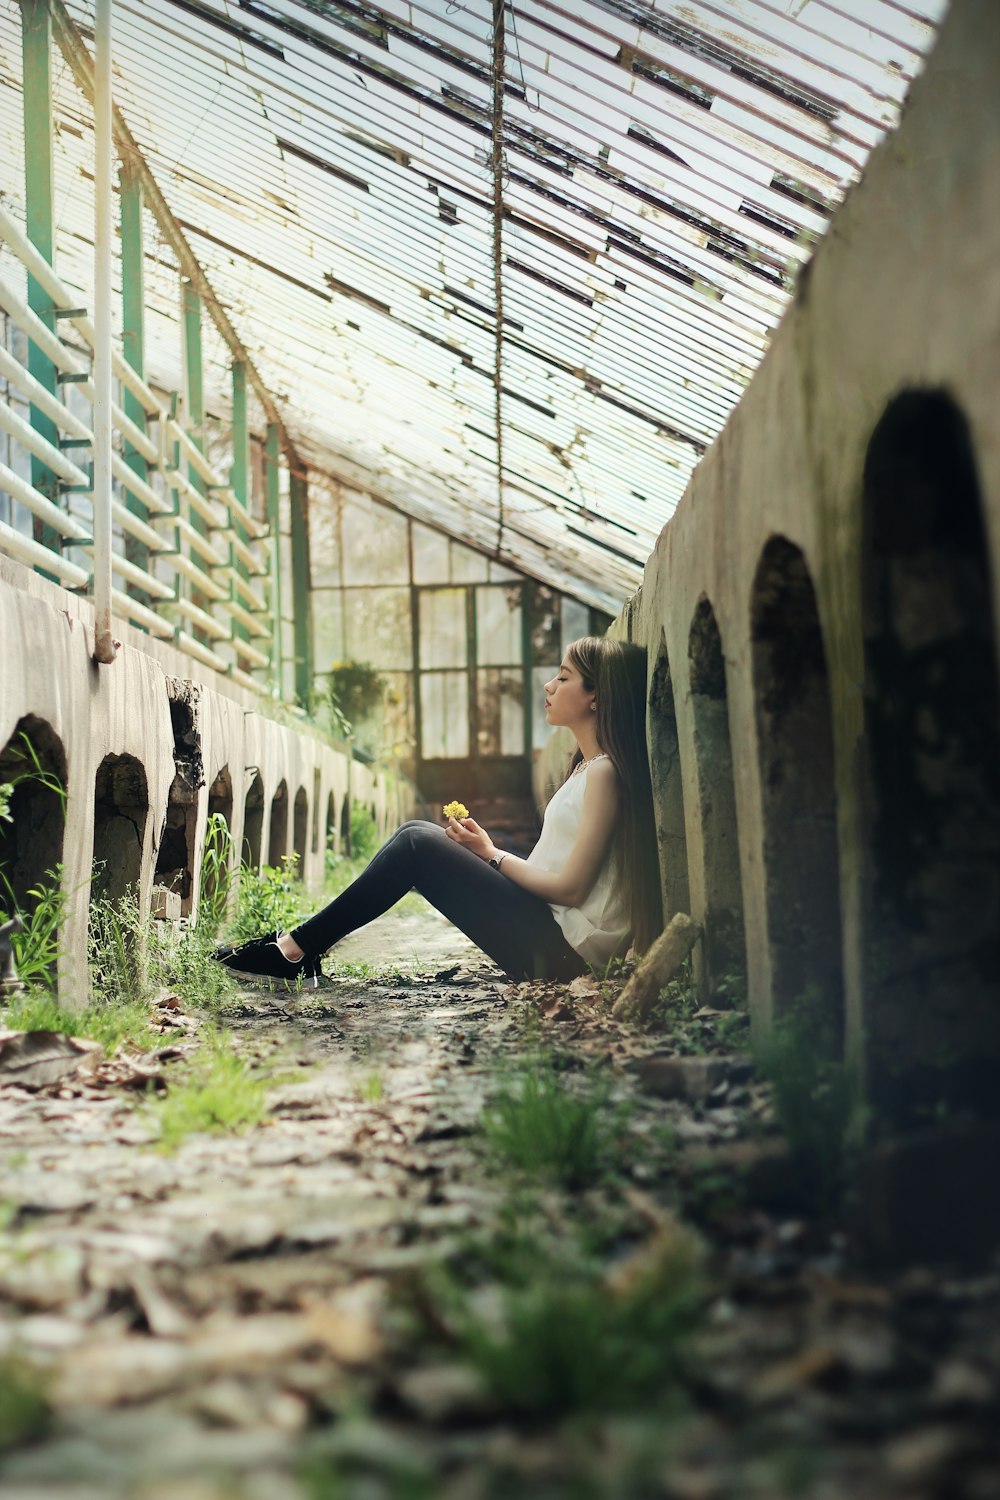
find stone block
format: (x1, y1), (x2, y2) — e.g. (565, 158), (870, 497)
(151, 885), (182, 921)
(631, 1054), (729, 1103)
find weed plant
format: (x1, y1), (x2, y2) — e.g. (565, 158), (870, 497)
(0, 866), (66, 988)
(198, 812), (234, 936)
(153, 920), (240, 1013)
(228, 854), (303, 944)
(754, 992), (859, 1213)
(435, 1232), (702, 1420)
(150, 1029), (267, 1150)
(0, 1356), (50, 1452)
(482, 1061), (629, 1190)
(1, 984), (158, 1052)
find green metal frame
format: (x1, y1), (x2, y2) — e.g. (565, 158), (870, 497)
(21, 0), (60, 557)
(229, 361), (250, 644)
(265, 422), (283, 693)
(290, 469), (312, 705)
(120, 164), (149, 591)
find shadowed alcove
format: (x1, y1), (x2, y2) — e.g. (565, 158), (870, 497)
(688, 598), (747, 997)
(861, 389), (1000, 1119)
(751, 538), (843, 1041)
(647, 630), (690, 923)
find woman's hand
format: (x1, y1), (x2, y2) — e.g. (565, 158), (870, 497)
(445, 815), (496, 862)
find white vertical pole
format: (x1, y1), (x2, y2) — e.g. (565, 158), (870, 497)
(92, 0), (116, 663)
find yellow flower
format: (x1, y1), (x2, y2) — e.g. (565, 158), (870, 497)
(442, 800), (469, 821)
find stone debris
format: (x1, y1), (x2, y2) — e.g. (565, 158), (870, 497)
(0, 905), (997, 1499)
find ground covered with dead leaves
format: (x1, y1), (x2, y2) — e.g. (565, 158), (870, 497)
(1, 904), (998, 1500)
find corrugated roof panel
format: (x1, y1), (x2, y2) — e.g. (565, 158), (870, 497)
(0, 0), (947, 610)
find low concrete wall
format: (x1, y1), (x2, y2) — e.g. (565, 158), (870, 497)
(620, 0), (1000, 1114)
(0, 553), (411, 1000)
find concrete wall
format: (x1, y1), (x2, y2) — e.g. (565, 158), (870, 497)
(621, 0), (1000, 1119)
(0, 553), (411, 999)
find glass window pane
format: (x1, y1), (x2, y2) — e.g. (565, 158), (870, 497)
(420, 671), (469, 758)
(488, 558), (520, 582)
(341, 496), (409, 584)
(478, 669), (524, 756)
(419, 587), (467, 668)
(342, 587), (412, 671)
(561, 596), (590, 654)
(450, 540), (488, 582)
(312, 588), (345, 669)
(412, 522), (450, 583)
(476, 584), (522, 666)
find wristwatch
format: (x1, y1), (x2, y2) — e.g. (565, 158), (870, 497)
(488, 851), (508, 871)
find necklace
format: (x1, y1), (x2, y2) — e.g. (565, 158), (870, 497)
(571, 751), (607, 776)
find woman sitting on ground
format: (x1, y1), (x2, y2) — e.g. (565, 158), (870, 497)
(215, 637), (663, 984)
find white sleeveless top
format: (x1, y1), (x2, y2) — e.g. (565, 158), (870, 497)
(526, 755), (629, 967)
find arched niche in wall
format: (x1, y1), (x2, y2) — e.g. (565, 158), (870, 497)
(154, 686), (203, 914)
(751, 538), (843, 1041)
(648, 629), (690, 921)
(688, 598), (747, 996)
(0, 716), (67, 920)
(326, 792), (337, 859)
(268, 780), (289, 867)
(340, 794), (352, 858)
(861, 390), (1000, 1120)
(311, 768), (321, 855)
(203, 766), (234, 912)
(293, 786), (309, 875)
(93, 753), (149, 902)
(242, 772), (264, 871)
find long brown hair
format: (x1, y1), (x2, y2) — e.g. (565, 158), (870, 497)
(564, 637), (663, 953)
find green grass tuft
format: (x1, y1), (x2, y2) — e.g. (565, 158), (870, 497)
(482, 1061), (628, 1190)
(0, 1356), (50, 1452)
(150, 1029), (268, 1150)
(437, 1233), (702, 1419)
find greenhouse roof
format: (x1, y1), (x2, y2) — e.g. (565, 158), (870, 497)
(1, 0), (946, 610)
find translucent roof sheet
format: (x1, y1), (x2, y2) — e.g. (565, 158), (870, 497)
(2, 0), (946, 610)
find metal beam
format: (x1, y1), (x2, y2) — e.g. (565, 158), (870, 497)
(265, 422), (284, 695)
(20, 0), (60, 557)
(119, 161), (149, 592)
(289, 470), (312, 707)
(48, 0), (304, 480)
(229, 361), (251, 645)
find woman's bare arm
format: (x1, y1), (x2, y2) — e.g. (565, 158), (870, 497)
(445, 758), (620, 907)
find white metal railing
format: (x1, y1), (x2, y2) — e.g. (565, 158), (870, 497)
(0, 196), (276, 685)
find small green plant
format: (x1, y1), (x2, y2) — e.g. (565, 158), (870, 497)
(0, 1355), (50, 1452)
(754, 992), (859, 1213)
(482, 1061), (628, 1190)
(229, 854), (303, 944)
(356, 1070), (384, 1103)
(152, 921), (240, 1014)
(1, 982), (157, 1052)
(150, 1029), (268, 1150)
(0, 867), (66, 988)
(438, 1234), (702, 1419)
(349, 802), (379, 862)
(88, 889), (151, 1008)
(198, 813), (234, 936)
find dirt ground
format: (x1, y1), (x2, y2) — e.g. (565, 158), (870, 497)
(0, 902), (998, 1500)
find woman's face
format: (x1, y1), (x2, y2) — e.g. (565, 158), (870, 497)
(543, 655), (595, 729)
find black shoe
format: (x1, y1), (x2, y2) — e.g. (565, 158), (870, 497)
(213, 932), (322, 987)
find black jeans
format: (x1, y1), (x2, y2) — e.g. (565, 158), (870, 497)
(291, 820), (588, 981)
